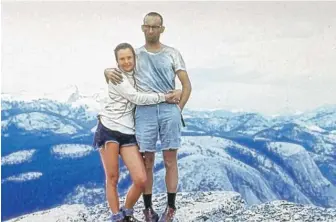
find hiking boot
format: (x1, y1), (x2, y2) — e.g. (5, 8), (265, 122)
(158, 206), (176, 222)
(121, 207), (140, 222)
(111, 211), (125, 222)
(143, 206), (159, 222)
(124, 215), (141, 222)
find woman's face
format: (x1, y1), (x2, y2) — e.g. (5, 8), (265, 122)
(116, 48), (135, 72)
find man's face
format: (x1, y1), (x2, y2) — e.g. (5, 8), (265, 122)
(142, 15), (164, 43)
(116, 48), (135, 72)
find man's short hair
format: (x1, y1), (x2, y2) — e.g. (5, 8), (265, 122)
(143, 12), (163, 25)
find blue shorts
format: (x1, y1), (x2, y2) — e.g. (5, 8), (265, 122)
(135, 103), (182, 152)
(93, 121), (137, 149)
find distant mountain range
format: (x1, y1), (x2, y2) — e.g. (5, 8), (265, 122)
(1, 88), (335, 221)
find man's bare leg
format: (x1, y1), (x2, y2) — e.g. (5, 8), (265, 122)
(163, 150), (178, 194)
(143, 152), (156, 195)
(157, 149), (178, 222)
(163, 149), (178, 210)
(142, 151), (159, 221)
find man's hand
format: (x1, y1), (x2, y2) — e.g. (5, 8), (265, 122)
(104, 68), (123, 85)
(165, 89), (182, 104)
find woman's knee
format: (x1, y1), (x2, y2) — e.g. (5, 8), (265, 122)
(106, 173), (119, 187)
(133, 173), (147, 189)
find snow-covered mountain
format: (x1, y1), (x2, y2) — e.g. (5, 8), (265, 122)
(255, 122), (336, 157)
(1, 90), (336, 221)
(296, 105), (336, 131)
(184, 112), (271, 136)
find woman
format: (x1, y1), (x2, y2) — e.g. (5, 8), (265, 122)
(93, 43), (180, 222)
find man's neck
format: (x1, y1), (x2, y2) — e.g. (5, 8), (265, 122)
(145, 42), (162, 53)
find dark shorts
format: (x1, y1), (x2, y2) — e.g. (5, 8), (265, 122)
(92, 121), (137, 149)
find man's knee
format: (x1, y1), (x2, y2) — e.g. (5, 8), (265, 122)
(143, 152), (155, 170)
(163, 155), (178, 170)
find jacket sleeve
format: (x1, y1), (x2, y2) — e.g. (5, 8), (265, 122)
(109, 79), (165, 105)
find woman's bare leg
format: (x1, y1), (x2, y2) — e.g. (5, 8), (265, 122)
(120, 145), (147, 209)
(99, 142), (120, 213)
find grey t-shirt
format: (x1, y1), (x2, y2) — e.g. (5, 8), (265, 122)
(135, 44), (186, 93)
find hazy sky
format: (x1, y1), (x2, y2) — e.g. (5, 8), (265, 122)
(2, 1), (336, 115)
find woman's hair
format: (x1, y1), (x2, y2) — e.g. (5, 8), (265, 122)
(113, 43), (138, 119)
(114, 42), (136, 65)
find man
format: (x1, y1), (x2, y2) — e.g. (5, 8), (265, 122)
(105, 12), (192, 222)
